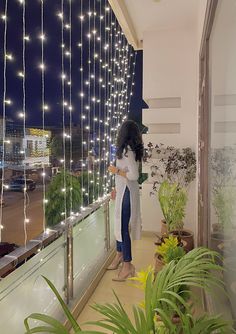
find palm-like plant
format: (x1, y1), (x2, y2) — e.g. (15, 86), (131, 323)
(88, 248), (233, 333)
(24, 248), (234, 334)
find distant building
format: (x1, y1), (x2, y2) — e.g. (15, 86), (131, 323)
(0, 119), (51, 178)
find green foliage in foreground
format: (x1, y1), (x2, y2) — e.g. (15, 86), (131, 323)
(24, 248), (235, 334)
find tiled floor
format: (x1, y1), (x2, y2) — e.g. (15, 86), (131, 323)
(76, 235), (156, 332)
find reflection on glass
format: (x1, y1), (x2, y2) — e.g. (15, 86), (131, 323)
(209, 0), (236, 323)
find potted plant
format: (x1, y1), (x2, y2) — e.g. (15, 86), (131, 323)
(154, 235), (185, 273)
(210, 147), (236, 252)
(24, 248), (234, 334)
(145, 143), (196, 250)
(211, 185), (236, 253)
(158, 180), (194, 251)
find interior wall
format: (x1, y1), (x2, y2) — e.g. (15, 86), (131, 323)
(141, 23), (203, 239)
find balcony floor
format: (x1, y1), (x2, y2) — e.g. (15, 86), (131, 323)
(76, 234), (204, 332)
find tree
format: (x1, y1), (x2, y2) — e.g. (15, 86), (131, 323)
(50, 134), (84, 167)
(45, 171), (81, 227)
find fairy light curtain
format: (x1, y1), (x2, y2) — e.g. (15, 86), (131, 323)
(0, 0), (136, 243)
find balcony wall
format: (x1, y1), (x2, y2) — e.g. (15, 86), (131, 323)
(141, 2), (208, 241)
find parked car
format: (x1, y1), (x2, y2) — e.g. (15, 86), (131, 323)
(9, 178), (36, 192)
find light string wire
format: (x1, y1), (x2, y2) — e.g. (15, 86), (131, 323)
(79, 0), (86, 211)
(0, 0), (8, 240)
(122, 38), (133, 119)
(106, 4), (112, 195)
(61, 0), (67, 221)
(23, 0), (28, 247)
(87, 0), (91, 204)
(109, 11), (120, 187)
(80, 0), (84, 210)
(40, 0), (46, 233)
(106, 4), (112, 193)
(120, 39), (131, 121)
(92, 0), (96, 202)
(97, 0), (102, 199)
(115, 25), (127, 133)
(69, 0), (73, 215)
(113, 24), (123, 135)
(103, 2), (108, 196)
(127, 51), (137, 115)
(111, 19), (121, 150)
(123, 44), (132, 117)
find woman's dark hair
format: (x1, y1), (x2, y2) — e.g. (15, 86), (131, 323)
(116, 120), (144, 162)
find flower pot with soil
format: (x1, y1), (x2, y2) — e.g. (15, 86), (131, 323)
(170, 229), (194, 252)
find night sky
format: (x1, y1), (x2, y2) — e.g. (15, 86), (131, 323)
(0, 0), (143, 128)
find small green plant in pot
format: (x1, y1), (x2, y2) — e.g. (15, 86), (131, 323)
(158, 180), (194, 251)
(145, 144), (196, 250)
(211, 185), (236, 253)
(155, 235), (185, 273)
(158, 180), (186, 232)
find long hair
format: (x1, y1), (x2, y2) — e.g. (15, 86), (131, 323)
(116, 120), (144, 162)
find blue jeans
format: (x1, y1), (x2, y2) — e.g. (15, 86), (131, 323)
(116, 187), (132, 262)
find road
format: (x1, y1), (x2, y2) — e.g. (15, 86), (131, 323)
(1, 188), (44, 246)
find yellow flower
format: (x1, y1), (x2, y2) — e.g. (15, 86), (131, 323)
(128, 265), (154, 290)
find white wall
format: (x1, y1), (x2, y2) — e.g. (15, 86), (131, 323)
(141, 0), (209, 239)
(142, 26), (198, 237)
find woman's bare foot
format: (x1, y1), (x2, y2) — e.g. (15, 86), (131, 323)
(112, 262), (135, 281)
(107, 252), (123, 270)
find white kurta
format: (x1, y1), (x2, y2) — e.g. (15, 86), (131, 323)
(114, 148), (142, 242)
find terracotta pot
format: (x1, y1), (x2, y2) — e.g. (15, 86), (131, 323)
(170, 230), (194, 252)
(210, 232), (231, 253)
(154, 253), (164, 273)
(161, 219), (168, 236)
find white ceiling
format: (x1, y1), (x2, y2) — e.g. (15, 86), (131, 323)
(123, 0), (199, 42)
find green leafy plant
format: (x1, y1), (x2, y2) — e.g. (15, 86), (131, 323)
(158, 180), (187, 232)
(156, 235), (185, 264)
(24, 248), (234, 334)
(88, 248), (232, 333)
(45, 171), (81, 227)
(144, 143), (196, 190)
(213, 186), (236, 230)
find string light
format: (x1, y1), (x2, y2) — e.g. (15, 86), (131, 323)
(0, 0), (137, 244)
(41, 0), (46, 235)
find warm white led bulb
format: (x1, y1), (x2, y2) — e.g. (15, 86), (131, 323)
(18, 71), (24, 78)
(4, 99), (12, 105)
(57, 12), (63, 19)
(5, 54), (13, 61)
(18, 112), (25, 118)
(39, 34), (46, 41)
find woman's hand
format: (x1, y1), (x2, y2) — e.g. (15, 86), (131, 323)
(108, 165), (118, 174)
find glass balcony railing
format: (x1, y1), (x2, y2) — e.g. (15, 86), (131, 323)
(0, 198), (114, 334)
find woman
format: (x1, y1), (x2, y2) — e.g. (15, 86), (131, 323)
(108, 120), (143, 281)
